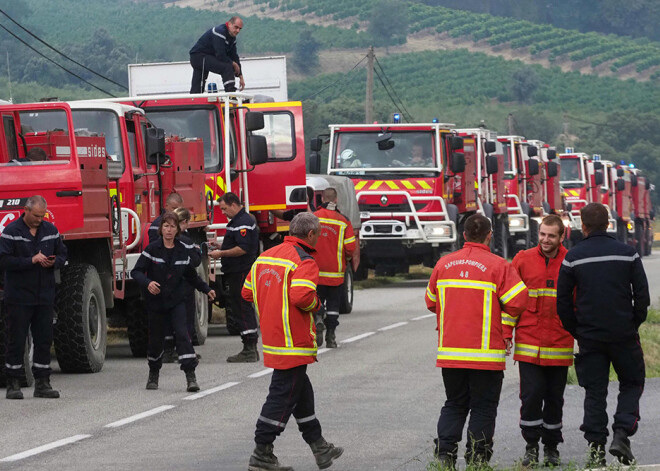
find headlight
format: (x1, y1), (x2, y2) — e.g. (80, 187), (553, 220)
(424, 224), (451, 238)
(509, 217), (524, 228)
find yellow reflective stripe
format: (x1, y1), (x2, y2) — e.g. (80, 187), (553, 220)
(439, 287), (446, 347)
(318, 217), (349, 275)
(255, 257), (298, 270)
(437, 280), (497, 291)
(263, 345), (317, 356)
(319, 271), (344, 278)
(344, 236), (356, 244)
(418, 180), (432, 190)
(501, 312), (518, 326)
(369, 181), (382, 190)
(536, 288), (557, 297)
(514, 343), (539, 357)
(500, 281), (526, 304)
(244, 279), (253, 289)
(251, 264), (260, 319)
(291, 279), (317, 290)
(385, 180), (399, 189)
(402, 180), (416, 189)
(527, 289), (538, 297)
(482, 289), (492, 350)
(539, 349), (573, 360)
(354, 181), (367, 190)
(318, 218), (348, 229)
(216, 176), (226, 192)
(426, 284), (437, 302)
(281, 265), (294, 347)
(303, 296), (318, 312)
(437, 347), (506, 362)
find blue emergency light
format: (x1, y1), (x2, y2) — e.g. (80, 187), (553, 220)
(630, 163), (635, 168)
(620, 160), (626, 165)
(393, 113), (401, 123)
(593, 154), (600, 160)
(432, 118), (439, 123)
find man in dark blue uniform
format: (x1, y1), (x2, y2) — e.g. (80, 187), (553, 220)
(558, 203), (649, 466)
(189, 16), (245, 94)
(0, 195), (67, 400)
(209, 192), (259, 362)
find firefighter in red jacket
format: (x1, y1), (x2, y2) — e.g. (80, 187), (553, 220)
(502, 214), (573, 467)
(312, 187), (356, 348)
(425, 214), (527, 469)
(242, 212), (343, 471)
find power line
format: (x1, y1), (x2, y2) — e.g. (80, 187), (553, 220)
(300, 54), (368, 101)
(373, 66), (410, 122)
(0, 23), (116, 97)
(0, 9), (127, 90)
(374, 56), (414, 122)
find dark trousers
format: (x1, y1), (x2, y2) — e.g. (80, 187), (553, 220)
(224, 271), (258, 343)
(255, 364), (323, 446)
(436, 368), (504, 462)
(3, 303), (53, 379)
(189, 53), (236, 93)
(147, 302), (198, 372)
(318, 285), (341, 329)
(164, 291), (196, 351)
(574, 336), (645, 444)
(519, 362), (568, 446)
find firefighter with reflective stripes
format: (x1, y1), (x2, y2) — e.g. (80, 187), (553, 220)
(558, 203), (649, 466)
(210, 192), (260, 362)
(502, 214), (572, 467)
(0, 195), (66, 400)
(425, 214), (527, 469)
(311, 188), (356, 348)
(242, 213), (343, 471)
(131, 212), (215, 393)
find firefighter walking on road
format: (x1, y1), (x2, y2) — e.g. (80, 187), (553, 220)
(0, 195), (67, 400)
(209, 192), (260, 362)
(425, 214), (527, 469)
(502, 214), (573, 467)
(242, 213), (343, 471)
(558, 203), (649, 466)
(312, 188), (356, 348)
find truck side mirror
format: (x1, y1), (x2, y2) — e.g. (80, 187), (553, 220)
(247, 135), (268, 166)
(310, 138), (323, 152)
(547, 149), (557, 160)
(617, 168), (624, 177)
(145, 127), (166, 165)
(484, 141), (496, 154)
(527, 146), (538, 158)
(245, 112), (265, 132)
(450, 136), (464, 150)
(451, 152), (465, 174)
(593, 161), (603, 170)
(528, 158), (539, 176)
(309, 151), (321, 174)
(631, 174), (638, 187)
(486, 155), (498, 175)
(616, 178), (625, 191)
(594, 171), (604, 186)
(376, 132), (394, 151)
(107, 159), (124, 180)
(547, 161), (558, 178)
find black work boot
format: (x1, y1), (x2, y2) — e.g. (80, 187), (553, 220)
(521, 442), (539, 468)
(609, 429), (635, 465)
(586, 442), (606, 468)
(310, 437), (343, 469)
(544, 444), (560, 467)
(325, 328), (337, 349)
(433, 439), (457, 471)
(185, 370), (200, 392)
(146, 371), (159, 390)
(34, 377), (60, 399)
(227, 342), (260, 363)
(248, 443), (293, 471)
(5, 377), (23, 400)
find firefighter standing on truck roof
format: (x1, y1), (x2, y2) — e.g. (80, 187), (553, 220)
(425, 214), (527, 469)
(130, 212), (215, 392)
(209, 192), (260, 363)
(189, 16), (245, 94)
(502, 214), (573, 467)
(557, 202), (649, 467)
(311, 188), (356, 348)
(0, 195), (67, 400)
(242, 212), (344, 471)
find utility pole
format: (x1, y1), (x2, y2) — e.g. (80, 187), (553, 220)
(365, 46), (374, 123)
(507, 113), (515, 134)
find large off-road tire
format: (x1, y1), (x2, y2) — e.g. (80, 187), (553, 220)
(191, 261), (209, 346)
(54, 264), (107, 373)
(492, 214), (510, 259)
(338, 267), (354, 314)
(635, 219), (644, 257)
(0, 303), (34, 388)
(125, 297), (148, 358)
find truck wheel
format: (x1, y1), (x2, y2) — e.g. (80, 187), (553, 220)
(54, 264), (107, 373)
(635, 219), (644, 256)
(126, 298), (148, 358)
(492, 215), (509, 259)
(0, 304), (34, 388)
(338, 267), (354, 314)
(354, 254), (369, 281)
(191, 262), (209, 346)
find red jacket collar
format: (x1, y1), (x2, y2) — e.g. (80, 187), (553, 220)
(284, 235), (316, 253)
(535, 243), (567, 260)
(463, 242), (491, 252)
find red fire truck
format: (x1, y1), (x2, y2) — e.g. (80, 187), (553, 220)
(629, 166), (654, 256)
(309, 122), (465, 276)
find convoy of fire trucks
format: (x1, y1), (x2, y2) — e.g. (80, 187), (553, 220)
(0, 60), (655, 379)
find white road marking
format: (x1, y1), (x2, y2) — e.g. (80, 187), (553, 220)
(248, 369), (274, 378)
(104, 405), (175, 428)
(0, 434), (91, 462)
(378, 321), (409, 331)
(183, 381), (241, 400)
(317, 347), (330, 355)
(341, 332), (375, 343)
(411, 313), (435, 321)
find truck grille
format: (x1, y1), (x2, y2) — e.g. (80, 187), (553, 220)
(359, 202), (426, 212)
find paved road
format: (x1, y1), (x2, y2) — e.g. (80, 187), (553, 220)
(1, 253), (659, 470)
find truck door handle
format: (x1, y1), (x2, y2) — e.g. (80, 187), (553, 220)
(56, 190), (83, 197)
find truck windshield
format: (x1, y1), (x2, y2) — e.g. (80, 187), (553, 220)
(0, 110), (71, 166)
(560, 158), (582, 183)
(501, 142), (515, 178)
(70, 110), (124, 165)
(146, 108), (221, 173)
(331, 131), (436, 173)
